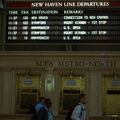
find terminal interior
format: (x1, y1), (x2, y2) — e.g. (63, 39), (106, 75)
(0, 0), (120, 120)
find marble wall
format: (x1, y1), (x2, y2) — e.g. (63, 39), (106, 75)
(0, 51), (120, 116)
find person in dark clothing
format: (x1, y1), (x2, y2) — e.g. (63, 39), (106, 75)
(30, 102), (36, 114)
(37, 98), (53, 120)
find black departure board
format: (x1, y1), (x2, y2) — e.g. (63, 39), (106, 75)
(6, 2), (120, 43)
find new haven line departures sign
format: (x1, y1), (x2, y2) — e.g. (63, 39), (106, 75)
(6, 1), (120, 42)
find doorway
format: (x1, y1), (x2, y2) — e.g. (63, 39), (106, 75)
(102, 75), (120, 115)
(16, 74), (41, 113)
(59, 74), (85, 114)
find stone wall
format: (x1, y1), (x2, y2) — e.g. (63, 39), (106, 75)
(0, 51), (120, 116)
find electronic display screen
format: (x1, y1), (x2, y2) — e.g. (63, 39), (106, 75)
(6, 1), (120, 43)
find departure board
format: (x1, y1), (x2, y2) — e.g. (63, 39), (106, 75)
(6, 1), (120, 43)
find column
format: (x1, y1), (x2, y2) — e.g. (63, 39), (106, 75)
(88, 69), (100, 116)
(0, 69), (2, 114)
(44, 68), (55, 113)
(98, 71), (103, 116)
(53, 70), (59, 115)
(1, 67), (11, 114)
(10, 70), (16, 114)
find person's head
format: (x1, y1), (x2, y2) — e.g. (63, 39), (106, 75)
(79, 94), (87, 105)
(44, 98), (52, 108)
(39, 97), (45, 104)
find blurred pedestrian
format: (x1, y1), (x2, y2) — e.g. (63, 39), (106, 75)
(35, 97), (45, 113)
(71, 94), (88, 120)
(37, 98), (53, 120)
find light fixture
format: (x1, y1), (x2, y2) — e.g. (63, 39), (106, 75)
(111, 71), (120, 86)
(24, 69), (33, 85)
(67, 71), (76, 86)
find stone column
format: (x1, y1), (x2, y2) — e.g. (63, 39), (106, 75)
(44, 68), (55, 114)
(98, 71), (102, 116)
(0, 68), (2, 114)
(1, 67), (11, 114)
(10, 69), (16, 114)
(53, 70), (59, 115)
(88, 69), (101, 116)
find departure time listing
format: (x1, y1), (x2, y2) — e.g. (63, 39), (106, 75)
(6, 10), (120, 41)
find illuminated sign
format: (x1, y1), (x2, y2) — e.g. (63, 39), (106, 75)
(6, 2), (120, 8)
(6, 2), (120, 42)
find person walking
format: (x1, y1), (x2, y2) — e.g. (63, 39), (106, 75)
(71, 94), (88, 120)
(37, 98), (53, 120)
(35, 97), (45, 113)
